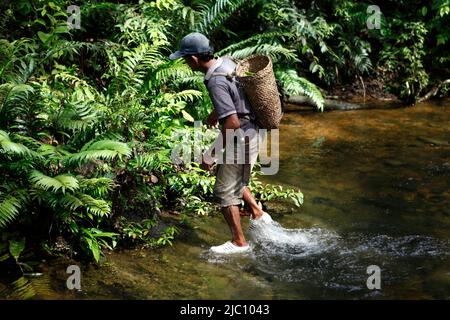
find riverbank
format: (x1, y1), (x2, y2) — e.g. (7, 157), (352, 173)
(287, 77), (448, 112)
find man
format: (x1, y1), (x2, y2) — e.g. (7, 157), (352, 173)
(169, 32), (273, 254)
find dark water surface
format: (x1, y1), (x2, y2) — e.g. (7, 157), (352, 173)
(2, 100), (449, 299)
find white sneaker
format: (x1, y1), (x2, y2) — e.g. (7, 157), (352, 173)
(248, 212), (273, 231)
(210, 241), (250, 254)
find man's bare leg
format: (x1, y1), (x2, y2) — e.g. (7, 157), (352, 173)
(242, 186), (264, 219)
(221, 205), (247, 246)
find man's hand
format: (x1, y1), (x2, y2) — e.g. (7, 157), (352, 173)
(206, 110), (218, 128)
(200, 113), (240, 172)
(200, 153), (214, 172)
(200, 161), (212, 172)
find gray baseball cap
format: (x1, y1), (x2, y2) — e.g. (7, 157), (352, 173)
(169, 32), (213, 60)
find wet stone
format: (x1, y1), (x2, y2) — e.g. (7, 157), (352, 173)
(395, 178), (418, 191)
(426, 162), (450, 177)
(312, 197), (335, 206)
(312, 136), (326, 148)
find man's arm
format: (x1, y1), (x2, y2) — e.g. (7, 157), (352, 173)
(201, 114), (240, 170)
(202, 80), (240, 170)
(206, 109), (218, 127)
(220, 113), (240, 147)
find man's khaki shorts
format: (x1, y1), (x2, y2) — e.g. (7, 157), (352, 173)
(213, 131), (259, 207)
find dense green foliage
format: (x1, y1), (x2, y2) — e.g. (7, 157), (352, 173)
(184, 0), (449, 103)
(0, 0), (309, 268)
(0, 0), (448, 272)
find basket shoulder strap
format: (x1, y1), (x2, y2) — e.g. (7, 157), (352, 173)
(209, 71), (236, 81)
(226, 55), (241, 65)
(208, 56), (242, 81)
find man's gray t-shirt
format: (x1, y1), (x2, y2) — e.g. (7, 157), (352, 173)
(204, 57), (257, 132)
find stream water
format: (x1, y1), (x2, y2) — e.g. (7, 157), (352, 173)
(2, 100), (450, 299)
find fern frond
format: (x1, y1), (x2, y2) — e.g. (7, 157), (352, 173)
(217, 32), (292, 56)
(118, 43), (164, 91)
(78, 194), (110, 217)
(229, 44), (297, 62)
(179, 3), (198, 29)
(78, 177), (114, 198)
(60, 193), (110, 217)
(171, 74), (205, 87)
(194, 0), (247, 35)
(29, 171), (80, 193)
(0, 38), (37, 83)
(56, 102), (100, 132)
(134, 154), (156, 170)
(44, 40), (103, 61)
(284, 9), (331, 41)
(168, 89), (203, 102)
(0, 83), (35, 115)
(37, 144), (71, 159)
(134, 149), (172, 171)
(154, 60), (194, 87)
(276, 69), (324, 110)
(0, 194), (22, 229)
(117, 7), (170, 46)
(68, 140), (131, 165)
(59, 193), (83, 211)
(0, 130), (34, 157)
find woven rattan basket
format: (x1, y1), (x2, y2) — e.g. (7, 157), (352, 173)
(236, 55), (282, 129)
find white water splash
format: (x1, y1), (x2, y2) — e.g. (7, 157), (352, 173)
(248, 220), (340, 257)
(202, 219), (450, 279)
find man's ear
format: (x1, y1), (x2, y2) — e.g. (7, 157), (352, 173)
(190, 55), (199, 64)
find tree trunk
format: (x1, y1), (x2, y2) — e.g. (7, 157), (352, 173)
(417, 79), (450, 103)
(286, 96), (392, 111)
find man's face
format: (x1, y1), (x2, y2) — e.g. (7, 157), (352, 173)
(183, 56), (200, 71)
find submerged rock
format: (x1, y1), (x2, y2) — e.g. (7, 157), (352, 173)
(394, 177), (418, 192)
(426, 162), (450, 177)
(312, 136), (326, 148)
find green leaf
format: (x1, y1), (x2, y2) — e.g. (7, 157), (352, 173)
(9, 238), (25, 262)
(421, 6), (428, 16)
(30, 171), (79, 193)
(54, 25), (69, 34)
(0, 131), (34, 157)
(34, 18), (46, 27)
(37, 31), (51, 44)
(276, 69), (324, 110)
(69, 140), (131, 165)
(181, 110), (194, 122)
(0, 194), (24, 229)
(48, 2), (58, 10)
(90, 241), (100, 262)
